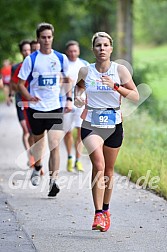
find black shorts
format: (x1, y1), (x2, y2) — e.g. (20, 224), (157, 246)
(23, 108), (32, 133)
(15, 102), (24, 122)
(81, 121), (123, 148)
(28, 107), (63, 135)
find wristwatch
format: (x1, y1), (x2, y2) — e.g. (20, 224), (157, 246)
(66, 96), (73, 101)
(113, 83), (120, 91)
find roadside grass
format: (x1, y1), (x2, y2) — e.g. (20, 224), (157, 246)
(0, 90), (5, 102)
(115, 111), (167, 199)
(133, 44), (167, 99)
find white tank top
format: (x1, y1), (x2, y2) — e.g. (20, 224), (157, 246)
(84, 62), (122, 124)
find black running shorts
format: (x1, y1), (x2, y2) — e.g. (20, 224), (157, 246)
(28, 107), (63, 135)
(15, 102), (24, 122)
(81, 120), (123, 148)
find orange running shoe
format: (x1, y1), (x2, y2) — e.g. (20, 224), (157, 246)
(101, 210), (111, 232)
(92, 213), (106, 231)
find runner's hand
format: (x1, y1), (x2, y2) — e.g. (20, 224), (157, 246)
(6, 96), (13, 106)
(64, 100), (72, 113)
(101, 75), (114, 89)
(28, 96), (41, 103)
(74, 96), (85, 108)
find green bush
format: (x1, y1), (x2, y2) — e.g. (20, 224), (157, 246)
(133, 64), (167, 122)
(115, 111), (167, 199)
(0, 90), (5, 102)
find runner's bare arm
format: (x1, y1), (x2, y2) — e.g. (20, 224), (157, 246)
(117, 65), (139, 102)
(0, 77), (3, 89)
(63, 76), (73, 113)
(74, 66), (88, 107)
(75, 66), (88, 95)
(18, 79), (40, 102)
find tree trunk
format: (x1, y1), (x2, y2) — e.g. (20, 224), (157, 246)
(116, 0), (133, 65)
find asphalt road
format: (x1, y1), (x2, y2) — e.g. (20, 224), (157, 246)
(0, 103), (167, 252)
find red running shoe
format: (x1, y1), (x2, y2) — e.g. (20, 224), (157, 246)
(92, 213), (106, 231)
(102, 210), (111, 232)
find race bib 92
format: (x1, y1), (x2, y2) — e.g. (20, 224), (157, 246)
(91, 109), (116, 128)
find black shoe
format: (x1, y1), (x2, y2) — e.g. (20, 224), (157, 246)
(48, 181), (60, 197)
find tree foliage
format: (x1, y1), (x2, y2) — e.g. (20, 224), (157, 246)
(0, 0), (117, 63)
(134, 0), (167, 45)
(0, 0), (166, 65)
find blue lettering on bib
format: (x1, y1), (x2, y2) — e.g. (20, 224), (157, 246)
(38, 75), (56, 87)
(91, 109), (116, 128)
(97, 85), (112, 91)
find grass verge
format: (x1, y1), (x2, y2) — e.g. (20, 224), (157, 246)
(115, 111), (167, 199)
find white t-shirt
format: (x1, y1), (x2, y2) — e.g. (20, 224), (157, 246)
(68, 58), (89, 85)
(61, 57), (88, 108)
(18, 49), (69, 111)
(62, 58), (89, 108)
(84, 62), (122, 125)
(62, 58), (89, 131)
